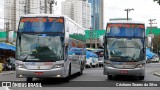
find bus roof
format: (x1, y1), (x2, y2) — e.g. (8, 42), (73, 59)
(107, 20), (145, 24)
(20, 14), (85, 30)
(20, 14), (68, 18)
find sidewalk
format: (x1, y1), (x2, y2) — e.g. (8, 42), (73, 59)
(154, 70), (160, 77)
(0, 71), (15, 75)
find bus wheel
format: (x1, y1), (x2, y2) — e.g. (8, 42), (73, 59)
(78, 64), (83, 76)
(26, 77), (33, 82)
(108, 75), (113, 80)
(139, 76), (144, 80)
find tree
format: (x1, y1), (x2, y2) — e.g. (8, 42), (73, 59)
(154, 0), (160, 5)
(153, 35), (160, 55)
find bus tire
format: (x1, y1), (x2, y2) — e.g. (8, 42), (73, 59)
(78, 64), (83, 76)
(64, 64), (71, 82)
(108, 75), (113, 80)
(139, 76), (144, 80)
(26, 77), (33, 82)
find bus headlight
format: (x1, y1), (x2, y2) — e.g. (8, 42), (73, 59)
(136, 64), (145, 68)
(104, 61), (112, 67)
(55, 64), (64, 68)
(16, 64), (26, 68)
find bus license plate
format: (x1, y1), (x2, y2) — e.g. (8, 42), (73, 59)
(35, 72), (43, 75)
(120, 70), (128, 74)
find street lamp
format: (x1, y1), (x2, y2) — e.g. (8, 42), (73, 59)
(124, 8), (134, 20)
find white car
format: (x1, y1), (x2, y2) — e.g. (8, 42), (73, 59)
(86, 57), (99, 68)
(151, 55), (159, 63)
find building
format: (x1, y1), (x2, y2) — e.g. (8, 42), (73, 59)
(25, 0), (40, 14)
(4, 0), (57, 43)
(88, 0), (104, 30)
(4, 0), (16, 43)
(4, 0), (56, 31)
(62, 0), (91, 29)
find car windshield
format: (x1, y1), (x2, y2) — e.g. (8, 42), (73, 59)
(105, 38), (145, 62)
(16, 34), (64, 61)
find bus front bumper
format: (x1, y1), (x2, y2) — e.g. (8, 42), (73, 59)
(16, 67), (67, 78)
(103, 66), (145, 76)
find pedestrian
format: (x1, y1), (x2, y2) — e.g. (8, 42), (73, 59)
(8, 56), (15, 70)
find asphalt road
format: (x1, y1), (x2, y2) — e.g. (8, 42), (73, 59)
(0, 63), (160, 90)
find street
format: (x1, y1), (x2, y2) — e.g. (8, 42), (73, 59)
(0, 63), (160, 90)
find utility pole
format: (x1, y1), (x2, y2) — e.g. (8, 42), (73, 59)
(50, 1), (53, 14)
(49, 0), (57, 14)
(24, 6), (27, 14)
(148, 19), (157, 34)
(124, 8), (134, 20)
(44, 0), (47, 13)
(90, 27), (92, 48)
(6, 22), (10, 43)
(148, 19), (157, 52)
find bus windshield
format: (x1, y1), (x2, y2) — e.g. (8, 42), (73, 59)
(18, 17), (64, 33)
(16, 34), (64, 61)
(105, 38), (145, 62)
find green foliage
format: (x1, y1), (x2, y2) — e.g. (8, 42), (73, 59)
(153, 0), (160, 5)
(153, 35), (160, 53)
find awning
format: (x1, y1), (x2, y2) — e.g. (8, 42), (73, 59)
(0, 42), (16, 51)
(86, 51), (98, 59)
(146, 48), (155, 59)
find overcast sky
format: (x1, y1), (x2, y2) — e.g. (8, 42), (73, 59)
(0, 0), (160, 29)
(0, 0), (4, 29)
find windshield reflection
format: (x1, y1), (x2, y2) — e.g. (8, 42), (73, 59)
(16, 34), (64, 61)
(105, 38), (145, 61)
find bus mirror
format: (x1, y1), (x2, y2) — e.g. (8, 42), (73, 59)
(99, 36), (104, 47)
(147, 36), (152, 47)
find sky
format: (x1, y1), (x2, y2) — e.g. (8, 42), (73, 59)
(0, 0), (160, 29)
(104, 0), (160, 29)
(0, 0), (4, 29)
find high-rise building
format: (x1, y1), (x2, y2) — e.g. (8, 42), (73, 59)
(4, 0), (57, 43)
(4, 0), (14, 31)
(4, 0), (16, 42)
(5, 0), (39, 32)
(25, 0), (40, 14)
(88, 0), (104, 30)
(4, 0), (57, 31)
(62, 0), (91, 29)
(16, 0), (26, 32)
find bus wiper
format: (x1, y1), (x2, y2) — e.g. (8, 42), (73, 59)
(130, 59), (138, 62)
(23, 54), (30, 62)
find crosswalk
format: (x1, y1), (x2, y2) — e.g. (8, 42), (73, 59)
(0, 87), (11, 90)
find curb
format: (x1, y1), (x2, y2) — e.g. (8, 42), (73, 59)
(153, 72), (160, 77)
